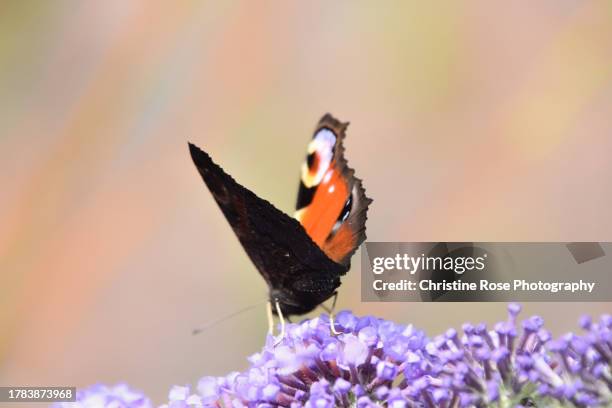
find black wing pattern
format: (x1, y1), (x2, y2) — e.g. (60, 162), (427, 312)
(189, 143), (347, 316)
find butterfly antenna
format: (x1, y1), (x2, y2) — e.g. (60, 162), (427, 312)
(192, 300), (267, 335)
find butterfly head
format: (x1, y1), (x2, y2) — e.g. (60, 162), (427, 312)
(269, 293), (320, 317)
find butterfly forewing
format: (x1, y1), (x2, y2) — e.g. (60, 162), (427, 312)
(189, 143), (346, 316)
(295, 114), (372, 268)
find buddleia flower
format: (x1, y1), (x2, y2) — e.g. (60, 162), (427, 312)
(165, 305), (610, 407)
(55, 305), (612, 407)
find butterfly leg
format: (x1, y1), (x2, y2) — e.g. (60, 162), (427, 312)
(330, 291), (341, 335)
(266, 301), (275, 335)
(273, 299), (286, 346)
(320, 291), (341, 335)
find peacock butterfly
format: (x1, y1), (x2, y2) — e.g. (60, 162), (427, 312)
(189, 114), (372, 320)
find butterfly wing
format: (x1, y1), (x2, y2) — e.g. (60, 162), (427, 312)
(189, 143), (346, 315)
(295, 114), (372, 268)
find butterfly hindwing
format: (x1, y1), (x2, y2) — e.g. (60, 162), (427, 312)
(189, 143), (347, 316)
(295, 114), (372, 268)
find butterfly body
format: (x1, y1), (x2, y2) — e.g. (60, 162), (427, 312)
(189, 114), (371, 317)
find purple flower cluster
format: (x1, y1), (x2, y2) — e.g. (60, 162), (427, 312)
(161, 305), (611, 408)
(54, 305), (611, 407)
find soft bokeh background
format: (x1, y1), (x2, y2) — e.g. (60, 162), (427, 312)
(1, 1), (611, 404)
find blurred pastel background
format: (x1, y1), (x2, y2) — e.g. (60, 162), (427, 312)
(1, 1), (611, 404)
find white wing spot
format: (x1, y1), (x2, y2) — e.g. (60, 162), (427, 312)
(301, 129), (336, 187)
(323, 170), (333, 184)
